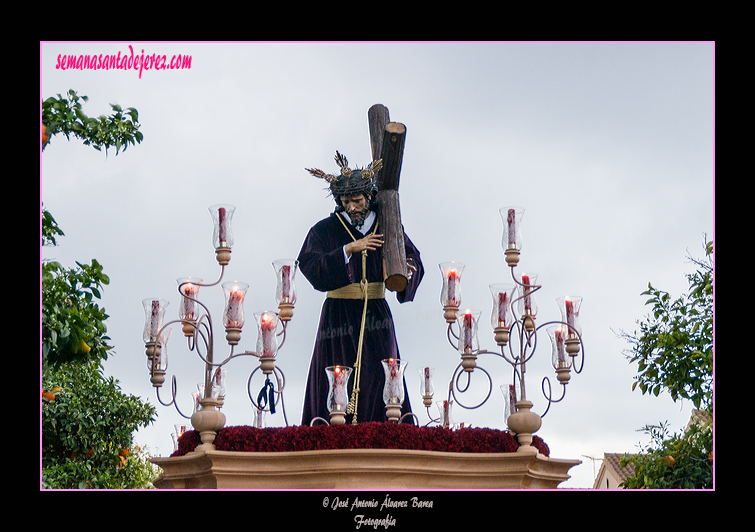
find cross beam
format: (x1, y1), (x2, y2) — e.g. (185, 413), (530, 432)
(368, 104), (408, 293)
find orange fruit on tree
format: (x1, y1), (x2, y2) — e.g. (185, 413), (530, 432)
(119, 448), (130, 457)
(42, 124), (49, 146)
(42, 390), (55, 401)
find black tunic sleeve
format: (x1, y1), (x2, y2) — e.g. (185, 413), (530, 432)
(297, 217), (353, 292)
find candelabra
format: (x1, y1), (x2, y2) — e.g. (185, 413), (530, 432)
(142, 204), (298, 452)
(426, 207), (585, 453)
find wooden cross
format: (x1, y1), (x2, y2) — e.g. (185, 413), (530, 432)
(367, 104), (408, 293)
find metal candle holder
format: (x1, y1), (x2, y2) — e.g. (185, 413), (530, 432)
(142, 205), (298, 452)
(427, 207), (585, 453)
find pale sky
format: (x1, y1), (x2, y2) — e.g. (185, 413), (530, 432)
(40, 42), (714, 489)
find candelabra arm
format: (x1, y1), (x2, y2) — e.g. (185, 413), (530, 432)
(449, 362), (493, 411)
(423, 406), (441, 427)
(455, 367), (473, 393)
(539, 375), (567, 418)
(521, 320), (542, 365)
(509, 265), (543, 294)
(446, 322), (459, 349)
(276, 321), (288, 351)
(189, 264), (226, 290)
(399, 412), (420, 425)
(476, 348), (504, 361)
(175, 314), (256, 371)
(155, 375), (193, 419)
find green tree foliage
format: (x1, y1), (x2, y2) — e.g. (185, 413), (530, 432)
(620, 240), (713, 410)
(42, 89), (143, 155)
(620, 417), (713, 489)
(42, 211), (112, 369)
(42, 211), (159, 488)
(618, 239), (713, 489)
(42, 362), (158, 489)
(41, 92), (156, 488)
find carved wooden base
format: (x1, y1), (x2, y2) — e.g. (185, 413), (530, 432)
(152, 448), (579, 489)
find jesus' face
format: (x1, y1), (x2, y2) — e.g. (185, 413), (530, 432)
(340, 193), (370, 227)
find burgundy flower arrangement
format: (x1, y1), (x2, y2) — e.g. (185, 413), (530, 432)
(173, 423), (549, 457)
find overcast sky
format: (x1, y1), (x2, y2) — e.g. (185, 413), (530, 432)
(40, 42), (714, 489)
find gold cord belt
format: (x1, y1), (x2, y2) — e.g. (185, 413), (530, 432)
(327, 282), (385, 299)
(333, 213), (379, 424)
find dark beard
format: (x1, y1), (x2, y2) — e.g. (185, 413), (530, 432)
(348, 207), (370, 229)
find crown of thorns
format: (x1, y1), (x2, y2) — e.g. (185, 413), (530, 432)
(306, 151), (383, 197)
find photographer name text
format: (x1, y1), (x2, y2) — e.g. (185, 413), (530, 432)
(323, 494), (433, 529)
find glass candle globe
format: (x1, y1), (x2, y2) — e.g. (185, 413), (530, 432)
(222, 281), (249, 329)
(326, 365), (353, 413)
(382, 358), (408, 405)
(209, 204), (235, 250)
(500, 206), (524, 251)
(273, 259), (298, 305)
(142, 298), (170, 343)
(439, 261), (465, 308)
(255, 310), (280, 358)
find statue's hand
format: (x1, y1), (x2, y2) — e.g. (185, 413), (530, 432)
(407, 258), (417, 279)
(345, 233), (384, 257)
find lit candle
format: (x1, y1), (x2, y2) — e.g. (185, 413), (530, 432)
(386, 358), (401, 404)
(463, 309), (473, 352)
(522, 274), (532, 315)
(333, 366), (347, 411)
(218, 207), (227, 245)
(150, 300), (160, 339)
(497, 291), (509, 327)
(440, 262), (465, 315)
(225, 289), (244, 327)
(281, 264), (291, 303)
(441, 400), (450, 427)
(180, 281), (199, 320)
(447, 269), (460, 306)
(565, 298), (575, 337)
(507, 208), (516, 249)
(260, 312), (277, 357)
(555, 327), (566, 367)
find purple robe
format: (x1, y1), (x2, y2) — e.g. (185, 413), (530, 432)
(298, 212), (424, 426)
